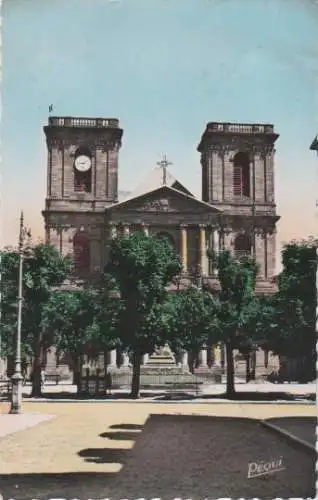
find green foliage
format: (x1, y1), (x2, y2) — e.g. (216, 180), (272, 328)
(213, 250), (258, 342)
(162, 287), (219, 355)
(265, 240), (317, 359)
(211, 249), (259, 394)
(42, 283), (121, 355)
(105, 231), (182, 353)
(237, 295), (275, 354)
(105, 231), (182, 397)
(0, 244), (73, 358)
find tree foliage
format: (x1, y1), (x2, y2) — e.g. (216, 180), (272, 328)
(211, 249), (259, 395)
(266, 240), (317, 363)
(105, 231), (182, 397)
(0, 243), (73, 395)
(162, 287), (219, 371)
(41, 285), (120, 354)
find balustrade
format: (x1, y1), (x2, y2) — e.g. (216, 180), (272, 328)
(48, 116), (119, 128)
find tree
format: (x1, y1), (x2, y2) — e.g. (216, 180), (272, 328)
(42, 282), (121, 388)
(211, 249), (258, 396)
(236, 295), (273, 382)
(162, 287), (219, 372)
(0, 244), (73, 396)
(265, 240), (317, 381)
(105, 231), (182, 398)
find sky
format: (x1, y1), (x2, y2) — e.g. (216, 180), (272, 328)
(1, 0), (318, 271)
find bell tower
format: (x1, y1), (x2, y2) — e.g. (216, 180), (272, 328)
(42, 116), (123, 279)
(197, 122), (280, 283)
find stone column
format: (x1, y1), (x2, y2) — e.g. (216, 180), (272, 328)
(123, 223), (130, 236)
(199, 224), (207, 275)
(218, 228), (224, 251)
(255, 230), (265, 278)
(199, 348), (208, 367)
(49, 228), (61, 254)
(181, 351), (188, 368)
(110, 222), (117, 239)
(213, 228), (219, 276)
(180, 224), (188, 273)
(223, 228), (232, 253)
(109, 349), (117, 367)
(141, 223), (149, 236)
(105, 223), (117, 264)
(121, 353), (130, 367)
(61, 226), (74, 257)
(208, 228), (214, 276)
(213, 344), (222, 367)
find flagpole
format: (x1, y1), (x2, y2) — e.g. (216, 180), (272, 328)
(9, 211), (24, 414)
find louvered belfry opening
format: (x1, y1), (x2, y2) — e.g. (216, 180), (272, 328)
(233, 151), (250, 197)
(234, 234), (251, 259)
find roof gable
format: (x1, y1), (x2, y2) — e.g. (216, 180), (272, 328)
(106, 185), (220, 214)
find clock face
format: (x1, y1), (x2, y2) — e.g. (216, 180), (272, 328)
(74, 155), (91, 172)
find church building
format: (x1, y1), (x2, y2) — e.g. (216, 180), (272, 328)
(42, 117), (280, 383)
(43, 117), (279, 294)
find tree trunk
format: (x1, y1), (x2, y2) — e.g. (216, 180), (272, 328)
(188, 350), (195, 374)
(130, 350), (142, 399)
(244, 353), (251, 383)
(71, 352), (80, 387)
(250, 350), (256, 380)
(264, 349), (269, 369)
(225, 341), (235, 397)
(31, 332), (44, 397)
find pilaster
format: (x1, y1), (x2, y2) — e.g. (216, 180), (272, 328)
(180, 224), (188, 273)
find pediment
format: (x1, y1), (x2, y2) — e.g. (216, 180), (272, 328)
(107, 186), (220, 214)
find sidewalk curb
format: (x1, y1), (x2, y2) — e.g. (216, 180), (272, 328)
(260, 420), (316, 454)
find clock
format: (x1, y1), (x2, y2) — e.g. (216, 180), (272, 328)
(74, 155), (91, 172)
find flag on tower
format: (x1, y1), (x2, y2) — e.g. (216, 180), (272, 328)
(49, 104), (53, 113)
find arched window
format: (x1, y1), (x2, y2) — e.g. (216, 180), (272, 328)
(233, 152), (250, 197)
(73, 232), (90, 275)
(234, 234), (251, 258)
(74, 147), (92, 193)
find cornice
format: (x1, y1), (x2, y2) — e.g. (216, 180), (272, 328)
(205, 142), (275, 158)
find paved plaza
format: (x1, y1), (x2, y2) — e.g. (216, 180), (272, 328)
(0, 400), (316, 499)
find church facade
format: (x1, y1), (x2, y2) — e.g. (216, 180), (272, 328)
(43, 117), (279, 294)
(41, 117), (280, 381)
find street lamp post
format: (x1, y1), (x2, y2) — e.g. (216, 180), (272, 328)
(9, 211), (24, 414)
(309, 136), (318, 376)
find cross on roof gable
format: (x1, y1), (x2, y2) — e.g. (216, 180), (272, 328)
(126, 166), (194, 200)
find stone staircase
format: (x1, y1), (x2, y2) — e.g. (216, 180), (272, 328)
(141, 346), (184, 374)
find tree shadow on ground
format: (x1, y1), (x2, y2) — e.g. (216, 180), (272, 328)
(78, 447), (131, 464)
(197, 391), (315, 401)
(24, 390), (165, 400)
(110, 423), (143, 430)
(79, 423), (145, 465)
(0, 472), (114, 500)
(100, 431), (142, 440)
(21, 388), (316, 402)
